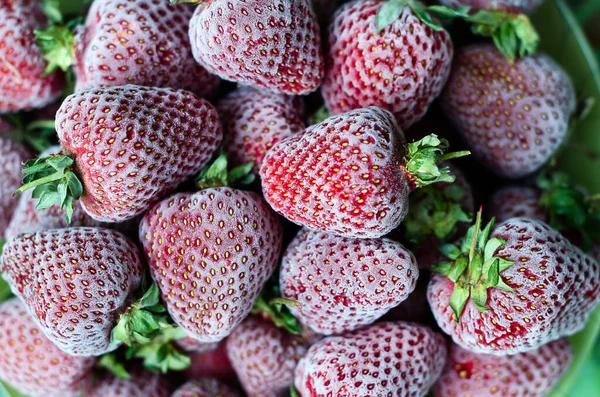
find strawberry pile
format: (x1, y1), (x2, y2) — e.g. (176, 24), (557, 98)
(0, 0), (597, 397)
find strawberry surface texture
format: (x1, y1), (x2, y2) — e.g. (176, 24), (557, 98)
(86, 367), (171, 397)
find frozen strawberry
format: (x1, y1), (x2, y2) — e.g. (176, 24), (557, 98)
(217, 86), (305, 173)
(16, 85), (222, 223)
(183, 341), (237, 381)
(428, 212), (600, 355)
(177, 337), (219, 355)
(227, 316), (311, 397)
(87, 367), (171, 397)
(0, 0), (64, 112)
(434, 339), (572, 397)
(381, 269), (436, 326)
(322, 0), (453, 129)
(441, 44), (575, 179)
(0, 136), (32, 239)
(490, 186), (546, 222)
(1, 227), (144, 356)
(173, 378), (242, 397)
(295, 322), (447, 396)
(0, 298), (94, 397)
(280, 228), (419, 334)
(261, 106), (468, 238)
(186, 0), (324, 95)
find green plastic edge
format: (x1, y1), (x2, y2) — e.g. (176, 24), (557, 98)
(531, 0), (600, 396)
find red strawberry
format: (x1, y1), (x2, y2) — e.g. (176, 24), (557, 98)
(87, 367), (171, 397)
(381, 269), (436, 326)
(183, 341), (237, 381)
(441, 44), (575, 179)
(434, 339), (572, 397)
(428, 212), (600, 355)
(0, 298), (94, 397)
(173, 379), (242, 397)
(439, 0), (543, 14)
(322, 0), (453, 129)
(294, 321), (447, 396)
(139, 188), (282, 343)
(177, 337), (220, 355)
(280, 228), (419, 334)
(489, 185), (546, 222)
(16, 85), (222, 223)
(0, 0), (64, 112)
(217, 86), (305, 173)
(261, 106), (468, 238)
(0, 136), (32, 239)
(226, 316), (311, 397)
(0, 227), (145, 356)
(186, 0), (324, 95)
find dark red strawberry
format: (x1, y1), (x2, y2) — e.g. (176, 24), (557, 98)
(490, 185), (546, 222)
(87, 367), (171, 397)
(294, 321), (447, 396)
(1, 227), (144, 356)
(0, 298), (94, 397)
(173, 378), (242, 397)
(261, 106), (469, 238)
(183, 341), (237, 381)
(186, 0), (324, 95)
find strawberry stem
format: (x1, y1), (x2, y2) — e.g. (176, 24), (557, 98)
(252, 294), (302, 335)
(377, 0), (469, 32)
(195, 150), (255, 189)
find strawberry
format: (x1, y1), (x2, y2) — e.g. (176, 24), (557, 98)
(0, 0), (64, 112)
(428, 211), (600, 355)
(441, 44), (575, 179)
(294, 321), (447, 396)
(490, 185), (546, 222)
(438, 0), (543, 14)
(226, 315), (311, 397)
(260, 106), (469, 238)
(0, 298), (95, 397)
(0, 227), (145, 356)
(381, 269), (436, 326)
(183, 341), (237, 381)
(173, 378), (242, 397)
(177, 337), (220, 354)
(217, 86), (305, 173)
(280, 228), (419, 334)
(434, 339), (572, 397)
(87, 367), (171, 397)
(185, 0), (324, 95)
(15, 85), (222, 223)
(321, 0), (454, 129)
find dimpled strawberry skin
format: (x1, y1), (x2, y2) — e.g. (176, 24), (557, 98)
(322, 0), (453, 130)
(1, 227), (145, 356)
(188, 0), (324, 95)
(0, 0), (64, 112)
(140, 188), (282, 343)
(489, 186), (546, 223)
(0, 299), (95, 397)
(0, 137), (32, 239)
(295, 322), (447, 397)
(217, 86), (305, 172)
(74, 0), (219, 97)
(260, 106), (410, 238)
(227, 316), (310, 397)
(428, 218), (600, 355)
(56, 85), (222, 222)
(86, 367), (170, 397)
(434, 339), (572, 397)
(438, 0), (543, 13)
(441, 44), (575, 179)
(173, 379), (242, 397)
(280, 228), (419, 334)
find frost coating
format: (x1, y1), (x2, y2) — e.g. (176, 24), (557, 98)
(428, 218), (600, 355)
(140, 189), (282, 343)
(173, 378), (242, 397)
(1, 228), (144, 356)
(86, 367), (170, 397)
(280, 228), (419, 334)
(489, 185), (545, 222)
(0, 137), (31, 239)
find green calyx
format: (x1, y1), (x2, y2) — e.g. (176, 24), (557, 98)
(377, 0), (470, 32)
(194, 150), (255, 190)
(465, 10), (539, 61)
(1, 114), (59, 152)
(431, 209), (515, 322)
(290, 385), (301, 397)
(403, 134), (470, 190)
(34, 13), (81, 76)
(13, 154), (83, 224)
(252, 288), (302, 335)
(97, 353), (131, 379)
(110, 283), (191, 373)
(404, 183), (472, 245)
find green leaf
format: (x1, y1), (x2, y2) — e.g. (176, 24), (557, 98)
(139, 283), (161, 308)
(485, 259), (500, 287)
(410, 7), (443, 31)
(34, 25), (76, 75)
(376, 1), (406, 31)
(252, 292), (303, 335)
(447, 256), (468, 283)
(131, 310), (161, 335)
(449, 284), (470, 321)
(0, 274), (13, 302)
(484, 237), (505, 260)
(439, 244), (461, 260)
(290, 385), (301, 397)
(98, 354), (131, 379)
(430, 261), (453, 275)
(195, 150), (256, 189)
(468, 253), (483, 285)
(41, 0), (63, 24)
(470, 285), (489, 312)
(426, 5), (470, 19)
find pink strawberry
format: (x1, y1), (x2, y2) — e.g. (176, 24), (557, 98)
(441, 44), (575, 179)
(0, 136), (32, 239)
(439, 0), (543, 14)
(322, 0), (454, 129)
(186, 0), (324, 95)
(381, 269), (436, 326)
(183, 341), (237, 381)
(227, 316), (311, 397)
(217, 86), (305, 172)
(428, 212), (600, 354)
(280, 228), (419, 334)
(139, 188), (282, 342)
(16, 85), (222, 223)
(173, 379), (242, 397)
(0, 298), (95, 397)
(261, 106), (468, 238)
(0, 0), (64, 112)
(434, 339), (572, 397)
(489, 185), (546, 222)
(87, 367), (171, 397)
(177, 336), (219, 355)
(1, 227), (145, 356)
(294, 321), (447, 396)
